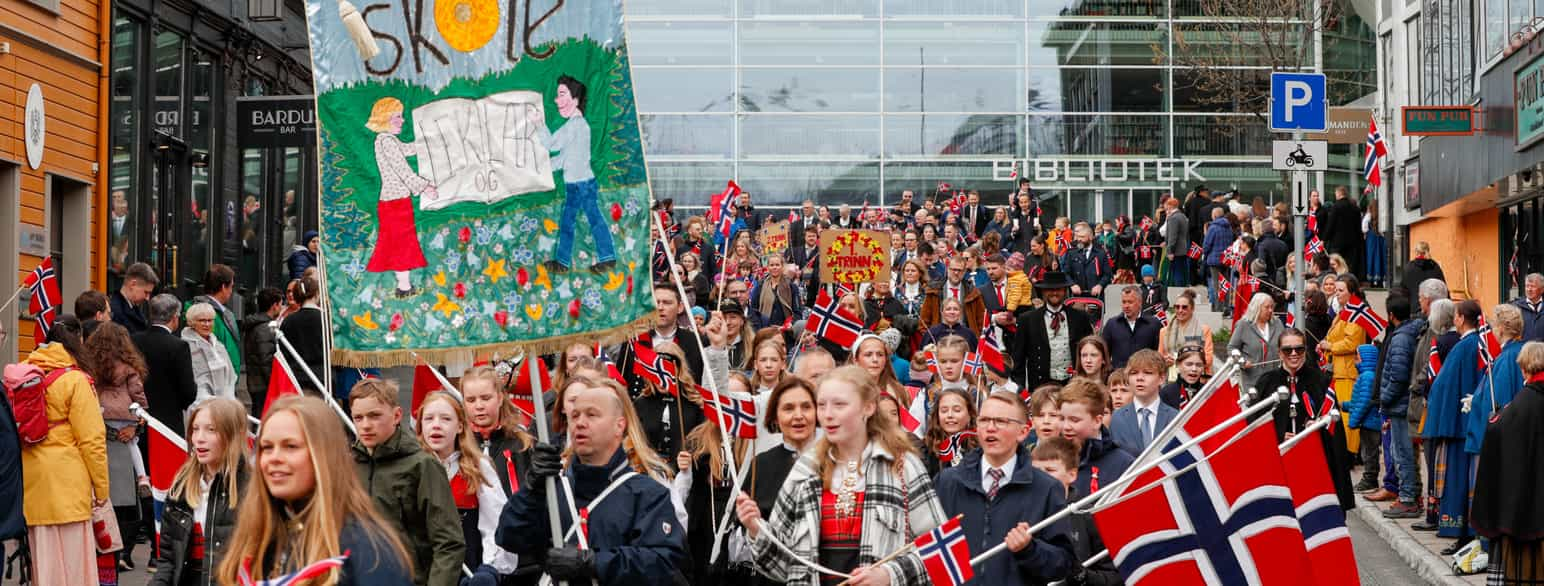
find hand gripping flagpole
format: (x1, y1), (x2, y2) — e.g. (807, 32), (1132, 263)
(518, 351), (583, 586)
(967, 389), (1285, 569)
(269, 323), (355, 435)
(128, 403), (187, 452)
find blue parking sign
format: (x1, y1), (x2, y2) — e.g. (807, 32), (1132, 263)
(1269, 73), (1328, 133)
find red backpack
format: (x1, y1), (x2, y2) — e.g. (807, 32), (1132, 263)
(3, 363), (78, 445)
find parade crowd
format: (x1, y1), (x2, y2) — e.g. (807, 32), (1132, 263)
(3, 180), (1544, 585)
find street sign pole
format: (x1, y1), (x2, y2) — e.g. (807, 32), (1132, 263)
(1292, 167), (1307, 330)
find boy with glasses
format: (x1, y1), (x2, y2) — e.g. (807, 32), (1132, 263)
(935, 391), (1075, 584)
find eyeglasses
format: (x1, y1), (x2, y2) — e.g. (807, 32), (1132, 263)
(978, 416), (1025, 429)
(1174, 304), (1192, 310)
(1280, 346), (1307, 355)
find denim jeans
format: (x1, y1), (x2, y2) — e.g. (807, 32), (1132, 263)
(1208, 266), (1227, 310)
(1388, 416), (1420, 504)
(1358, 427), (1381, 485)
(555, 178), (616, 267)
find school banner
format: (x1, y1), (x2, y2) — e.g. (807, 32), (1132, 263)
(758, 221), (789, 256)
(304, 0), (654, 366)
(819, 229), (890, 286)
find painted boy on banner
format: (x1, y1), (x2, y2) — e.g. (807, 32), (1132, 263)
(532, 75), (616, 274)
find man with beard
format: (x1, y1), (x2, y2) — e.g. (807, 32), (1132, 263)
(1013, 271), (1093, 390)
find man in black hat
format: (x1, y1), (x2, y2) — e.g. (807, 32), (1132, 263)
(1012, 270), (1093, 390)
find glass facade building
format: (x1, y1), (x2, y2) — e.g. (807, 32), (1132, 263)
(624, 0), (1375, 217)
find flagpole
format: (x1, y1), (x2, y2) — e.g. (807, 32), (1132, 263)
(1109, 354), (1243, 487)
(411, 351), (465, 402)
(270, 325), (356, 435)
(968, 389), (1283, 568)
(1046, 550), (1111, 586)
(128, 403), (187, 451)
(521, 352), (580, 586)
(0, 286), (27, 316)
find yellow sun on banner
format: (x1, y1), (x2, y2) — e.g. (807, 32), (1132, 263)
(435, 0), (499, 53)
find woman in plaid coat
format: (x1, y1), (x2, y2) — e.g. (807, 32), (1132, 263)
(734, 366), (947, 585)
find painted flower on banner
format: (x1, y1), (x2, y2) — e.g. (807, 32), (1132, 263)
(340, 258), (366, 280)
(430, 229), (449, 251)
(512, 248), (535, 265)
(503, 291), (522, 310)
(476, 225), (494, 245)
(583, 289), (603, 310)
(445, 255), (462, 275)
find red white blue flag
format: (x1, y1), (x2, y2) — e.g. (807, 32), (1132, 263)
(1425, 338), (1442, 381)
(1304, 236), (1325, 264)
(708, 181), (741, 239)
(805, 289), (863, 350)
(935, 430), (977, 465)
(978, 331), (1006, 373)
(238, 552), (349, 586)
(915, 515), (974, 586)
(24, 258), (60, 347)
(1281, 431), (1361, 585)
(1363, 116), (1387, 191)
(962, 351), (984, 377)
(699, 385), (758, 439)
(1477, 314), (1505, 370)
(1188, 242), (1204, 261)
(1336, 296), (1388, 340)
(631, 342), (679, 395)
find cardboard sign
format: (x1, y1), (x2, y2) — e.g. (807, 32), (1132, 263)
(759, 221), (789, 255)
(820, 229), (891, 285)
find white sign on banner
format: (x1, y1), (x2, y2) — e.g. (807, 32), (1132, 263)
(1271, 140), (1328, 172)
(410, 90), (555, 211)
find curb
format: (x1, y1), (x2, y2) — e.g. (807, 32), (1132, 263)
(1352, 498), (1474, 586)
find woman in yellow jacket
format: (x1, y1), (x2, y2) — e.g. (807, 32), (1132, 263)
(20, 315), (109, 586)
(1318, 275), (1369, 454)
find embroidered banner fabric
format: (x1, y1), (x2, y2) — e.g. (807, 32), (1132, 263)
(304, 0), (654, 365)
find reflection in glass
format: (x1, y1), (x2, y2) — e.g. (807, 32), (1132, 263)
(739, 115), (880, 157)
(626, 22), (733, 66)
(108, 16), (140, 284)
(884, 22), (1023, 67)
(739, 21), (879, 66)
(739, 68), (880, 112)
(883, 162), (1008, 204)
(1173, 115), (1269, 158)
(737, 162), (880, 204)
(239, 150), (265, 292)
(883, 114), (1022, 157)
(184, 50), (212, 285)
(154, 30), (184, 138)
(739, 0), (877, 18)
(642, 115), (733, 157)
(632, 68), (734, 112)
(1029, 21), (1166, 66)
(646, 162), (736, 205)
(883, 69), (1024, 113)
(1032, 0), (1165, 18)
(882, 0), (1021, 17)
(1027, 114), (1167, 156)
(624, 0), (731, 17)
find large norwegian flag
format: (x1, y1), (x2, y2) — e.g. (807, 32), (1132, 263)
(1477, 314), (1505, 370)
(1093, 383), (1316, 586)
(805, 288), (863, 349)
(708, 181), (741, 240)
(1304, 236), (1326, 264)
(262, 356), (304, 416)
(699, 384), (757, 439)
(915, 515), (974, 586)
(1281, 431), (1361, 586)
(1337, 296), (1388, 340)
(1363, 117), (1388, 190)
(978, 331), (1006, 374)
(631, 342), (679, 395)
(24, 258), (61, 347)
(145, 413), (188, 503)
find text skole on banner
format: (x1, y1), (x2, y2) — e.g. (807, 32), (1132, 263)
(759, 221), (789, 256)
(820, 229), (890, 286)
(303, 0), (655, 366)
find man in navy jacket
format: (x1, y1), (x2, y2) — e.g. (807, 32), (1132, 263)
(935, 391), (1075, 585)
(1101, 287), (1163, 369)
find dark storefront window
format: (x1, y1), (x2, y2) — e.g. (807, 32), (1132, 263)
(186, 51), (214, 285)
(1502, 201), (1543, 302)
(108, 15), (141, 291)
(239, 149), (266, 292)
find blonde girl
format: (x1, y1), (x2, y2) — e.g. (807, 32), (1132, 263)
(151, 398), (250, 586)
(415, 391), (517, 583)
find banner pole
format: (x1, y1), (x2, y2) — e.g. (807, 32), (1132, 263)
(522, 352), (576, 586)
(271, 325), (356, 435)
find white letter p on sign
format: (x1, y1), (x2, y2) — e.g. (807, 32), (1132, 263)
(1283, 81), (1311, 123)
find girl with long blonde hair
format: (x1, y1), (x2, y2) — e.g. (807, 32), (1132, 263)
(734, 366), (946, 585)
(151, 398), (249, 586)
(415, 391), (518, 584)
(218, 396), (412, 585)
(676, 373), (756, 580)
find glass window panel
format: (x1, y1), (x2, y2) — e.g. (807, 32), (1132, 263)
(739, 114), (880, 157)
(882, 68), (1024, 113)
(627, 22), (733, 66)
(1132, 190), (1165, 220)
(737, 162), (879, 205)
(884, 114), (1022, 157)
(1173, 115), (1270, 158)
(1172, 68), (1268, 113)
(1029, 21), (1166, 66)
(238, 150), (265, 292)
(883, 0), (1021, 17)
(641, 115), (733, 157)
(1100, 189), (1125, 219)
(186, 50), (214, 280)
(882, 162), (1016, 207)
(1031, 0), (1165, 18)
(153, 30), (183, 138)
(1172, 0), (1294, 17)
(740, 0), (878, 18)
(632, 68), (734, 112)
(1030, 67), (1165, 112)
(1171, 23), (1302, 67)
(1034, 190), (1097, 222)
(623, 0), (731, 18)
(647, 162), (736, 208)
(883, 22), (1023, 67)
(1487, 0), (1506, 58)
(1026, 114), (1168, 156)
(108, 15), (140, 283)
(1512, 0), (1533, 37)
(738, 22), (879, 66)
(739, 68), (880, 112)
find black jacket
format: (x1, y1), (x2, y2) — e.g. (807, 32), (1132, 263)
(1074, 430), (1133, 499)
(1254, 365), (1355, 510)
(934, 447), (1076, 585)
(278, 307), (327, 394)
(1061, 245), (1112, 294)
(1325, 197), (1363, 254)
(1255, 232), (1290, 277)
(151, 466), (248, 586)
(1400, 258), (1446, 308)
(1101, 314), (1163, 369)
(242, 312), (277, 402)
(133, 325), (199, 437)
(633, 393), (704, 462)
(1471, 382), (1544, 540)
(1013, 305), (1094, 390)
(110, 290), (148, 335)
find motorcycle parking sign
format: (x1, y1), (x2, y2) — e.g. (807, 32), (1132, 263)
(1271, 140), (1328, 171)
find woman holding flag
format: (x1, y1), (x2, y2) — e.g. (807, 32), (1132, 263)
(150, 397), (249, 586)
(922, 389), (978, 478)
(1320, 275), (1370, 454)
(734, 365), (947, 586)
(676, 389), (756, 581)
(218, 396), (414, 585)
(633, 342), (706, 464)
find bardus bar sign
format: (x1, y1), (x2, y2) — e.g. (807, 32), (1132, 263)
(993, 159), (1208, 183)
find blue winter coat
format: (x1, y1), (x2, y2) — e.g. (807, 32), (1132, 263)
(1347, 344), (1381, 430)
(1466, 340), (1526, 454)
(1074, 430), (1134, 499)
(1423, 332), (1484, 440)
(1378, 317), (1427, 417)
(934, 447), (1076, 585)
(1201, 217), (1234, 267)
(496, 448), (688, 585)
(1516, 298), (1544, 343)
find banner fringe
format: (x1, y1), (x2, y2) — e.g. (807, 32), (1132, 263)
(329, 316), (654, 368)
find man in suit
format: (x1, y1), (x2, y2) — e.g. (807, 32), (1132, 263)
(735, 190), (762, 233)
(1102, 286), (1163, 368)
(920, 256), (988, 331)
(1325, 186), (1365, 279)
(1108, 350), (1179, 457)
(980, 253), (1018, 342)
(963, 190), (990, 239)
(790, 199), (820, 245)
(833, 204), (857, 229)
(111, 262), (157, 335)
(132, 294), (199, 437)
(892, 229), (920, 271)
(1162, 197), (1191, 287)
(1060, 224), (1111, 299)
(1013, 271), (1093, 390)
(619, 285), (706, 397)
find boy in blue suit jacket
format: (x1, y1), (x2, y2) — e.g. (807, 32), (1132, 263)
(1109, 350), (1180, 457)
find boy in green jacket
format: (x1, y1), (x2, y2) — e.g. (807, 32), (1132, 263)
(351, 379), (466, 586)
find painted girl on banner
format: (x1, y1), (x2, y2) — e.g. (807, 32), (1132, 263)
(364, 97), (437, 298)
(531, 75), (616, 275)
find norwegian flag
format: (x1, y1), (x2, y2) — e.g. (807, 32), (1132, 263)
(1056, 229), (1072, 253)
(145, 413), (187, 504)
(962, 352), (984, 376)
(978, 331), (1006, 374)
(788, 209), (798, 224)
(596, 344), (626, 385)
(1153, 306), (1169, 326)
(805, 289), (863, 349)
(1425, 338), (1442, 381)
(699, 385), (757, 439)
(410, 364), (446, 416)
(1188, 242), (1204, 261)
(1281, 432), (1362, 585)
(1363, 117), (1387, 191)
(1222, 243), (1245, 270)
(1304, 236), (1325, 263)
(262, 356), (304, 417)
(708, 181), (742, 239)
(1093, 383), (1316, 586)
(631, 342), (679, 395)
(898, 403), (924, 437)
(1285, 311), (1296, 329)
(1477, 314), (1505, 370)
(24, 258), (60, 347)
(1307, 211), (1319, 236)
(238, 552), (349, 586)
(1217, 275), (1233, 300)
(1140, 216), (1155, 233)
(1336, 296), (1388, 340)
(936, 430), (977, 465)
(915, 515), (975, 586)
(924, 351), (942, 376)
